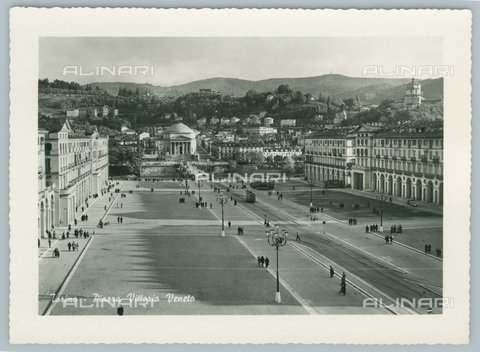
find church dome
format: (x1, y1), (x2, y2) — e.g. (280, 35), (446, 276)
(166, 123), (193, 134)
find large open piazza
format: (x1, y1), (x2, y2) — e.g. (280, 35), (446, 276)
(39, 178), (443, 316)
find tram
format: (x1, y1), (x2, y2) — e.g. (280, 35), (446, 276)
(246, 190), (256, 203)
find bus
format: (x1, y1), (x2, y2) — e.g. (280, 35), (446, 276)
(324, 180), (345, 189)
(251, 181), (275, 190)
(246, 190), (256, 203)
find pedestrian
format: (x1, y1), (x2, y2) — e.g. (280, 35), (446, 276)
(121, 203), (123, 208)
(117, 304), (124, 316)
(260, 256), (265, 267)
(425, 243), (428, 254)
(385, 235), (389, 244)
(228, 221), (231, 228)
(85, 214), (88, 221)
(296, 232), (301, 241)
(370, 225), (373, 232)
(68, 242), (72, 251)
(330, 266), (334, 278)
(104, 205), (107, 211)
(120, 217), (123, 224)
(265, 257), (270, 268)
(38, 238), (40, 248)
(436, 248), (442, 257)
(390, 235), (394, 244)
(257, 256), (261, 267)
(365, 225), (369, 233)
(427, 244), (432, 254)
(48, 239), (51, 248)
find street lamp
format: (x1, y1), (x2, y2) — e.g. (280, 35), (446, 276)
(307, 179), (316, 207)
(196, 181), (204, 206)
(323, 220), (326, 234)
(216, 192), (229, 237)
(266, 226), (289, 303)
(375, 190), (387, 232)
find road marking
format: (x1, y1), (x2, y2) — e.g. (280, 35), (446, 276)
(234, 235), (318, 315)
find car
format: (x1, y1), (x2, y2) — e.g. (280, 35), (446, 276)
(407, 199), (418, 207)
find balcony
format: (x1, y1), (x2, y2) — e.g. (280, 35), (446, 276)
(401, 156), (407, 161)
(386, 168), (394, 173)
(432, 157), (440, 164)
(424, 173), (435, 179)
(375, 155), (380, 158)
(391, 156), (397, 160)
(383, 156), (389, 159)
(414, 172), (423, 178)
(420, 156), (428, 162)
(378, 167), (385, 172)
(410, 157), (416, 162)
(394, 169), (403, 175)
(370, 167), (378, 171)
(436, 175), (443, 181)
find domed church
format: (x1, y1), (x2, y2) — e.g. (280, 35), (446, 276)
(162, 123), (197, 159)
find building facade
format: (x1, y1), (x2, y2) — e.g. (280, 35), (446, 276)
(305, 122), (444, 205)
(38, 117), (109, 234)
(305, 127), (357, 186)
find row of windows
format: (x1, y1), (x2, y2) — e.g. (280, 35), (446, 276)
(373, 149), (443, 160)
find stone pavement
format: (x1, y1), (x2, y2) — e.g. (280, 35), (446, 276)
(38, 181), (126, 315)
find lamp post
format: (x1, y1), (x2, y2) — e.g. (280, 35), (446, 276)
(196, 181), (204, 206)
(216, 192), (229, 237)
(307, 179), (316, 207)
(375, 190), (387, 232)
(323, 220), (326, 234)
(266, 226), (289, 303)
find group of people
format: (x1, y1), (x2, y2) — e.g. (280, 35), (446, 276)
(365, 224), (379, 232)
(390, 225), (403, 233)
(117, 217), (124, 224)
(348, 218), (358, 225)
(67, 241), (79, 251)
(257, 256), (270, 268)
(424, 244), (442, 257)
(384, 234), (395, 244)
(309, 206), (323, 213)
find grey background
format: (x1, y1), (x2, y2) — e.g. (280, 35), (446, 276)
(1, 0), (477, 350)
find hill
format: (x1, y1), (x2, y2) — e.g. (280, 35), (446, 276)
(87, 74), (443, 105)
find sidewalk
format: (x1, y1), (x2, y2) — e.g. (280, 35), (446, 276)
(38, 182), (125, 315)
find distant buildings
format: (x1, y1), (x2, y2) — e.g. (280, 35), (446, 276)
(65, 109), (79, 117)
(244, 126), (277, 136)
(264, 117), (274, 126)
(280, 119), (296, 127)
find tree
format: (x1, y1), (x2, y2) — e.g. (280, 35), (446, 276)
(283, 155), (295, 179)
(245, 151), (264, 166)
(228, 160), (237, 172)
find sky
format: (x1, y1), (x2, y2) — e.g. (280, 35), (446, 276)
(39, 37), (443, 86)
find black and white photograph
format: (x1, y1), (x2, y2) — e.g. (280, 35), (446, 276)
(9, 8), (471, 344)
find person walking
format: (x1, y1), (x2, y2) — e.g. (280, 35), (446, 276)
(257, 256), (261, 267)
(265, 257), (270, 268)
(48, 239), (51, 248)
(67, 242), (72, 251)
(425, 243), (428, 254)
(228, 221), (231, 228)
(390, 235), (394, 244)
(427, 244), (432, 254)
(330, 266), (335, 278)
(121, 203), (123, 208)
(260, 256), (265, 267)
(296, 232), (301, 241)
(120, 217), (123, 224)
(385, 235), (389, 244)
